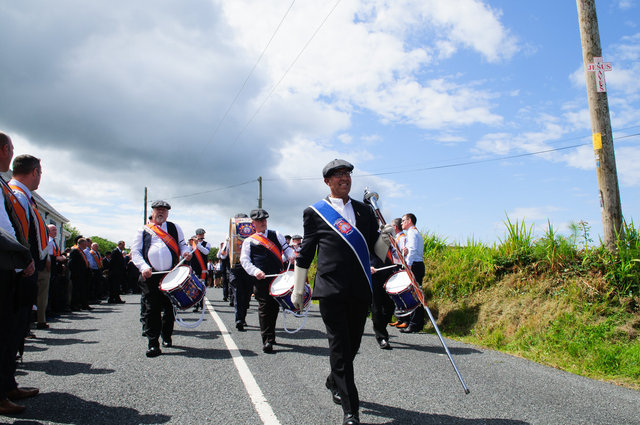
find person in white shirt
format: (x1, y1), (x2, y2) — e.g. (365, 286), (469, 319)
(131, 200), (191, 358)
(399, 213), (425, 333)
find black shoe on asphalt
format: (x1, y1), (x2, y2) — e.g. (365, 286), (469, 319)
(343, 413), (360, 425)
(262, 341), (274, 353)
(146, 346), (161, 358)
(223, 298), (228, 302)
(162, 338), (172, 348)
(400, 327), (420, 333)
(236, 322), (245, 332)
(325, 379), (341, 405)
(378, 339), (392, 350)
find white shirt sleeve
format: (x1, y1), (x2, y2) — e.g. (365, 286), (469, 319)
(240, 238), (260, 277)
(131, 228), (152, 273)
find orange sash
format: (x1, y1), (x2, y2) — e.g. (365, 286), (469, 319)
(249, 233), (283, 267)
(191, 240), (207, 280)
(51, 238), (61, 257)
(90, 250), (103, 268)
(72, 245), (89, 267)
(9, 184), (49, 257)
(146, 223), (180, 258)
(2, 183), (29, 239)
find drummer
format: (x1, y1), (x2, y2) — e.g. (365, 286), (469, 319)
(239, 208), (295, 353)
(131, 200), (192, 358)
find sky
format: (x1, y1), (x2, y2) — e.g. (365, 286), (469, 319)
(1, 0), (639, 248)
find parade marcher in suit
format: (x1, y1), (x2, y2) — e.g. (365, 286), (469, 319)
(240, 208), (295, 353)
(190, 228), (211, 313)
(399, 213), (425, 333)
(291, 234), (302, 256)
(217, 241), (232, 303)
(108, 241), (126, 304)
(9, 155), (50, 347)
(69, 237), (92, 311)
(131, 200), (191, 358)
(292, 159), (394, 425)
(0, 133), (39, 415)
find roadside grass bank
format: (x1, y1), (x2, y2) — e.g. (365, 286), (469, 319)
(420, 218), (640, 390)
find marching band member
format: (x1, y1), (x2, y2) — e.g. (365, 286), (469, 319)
(190, 228), (211, 313)
(399, 213), (425, 333)
(292, 159), (393, 425)
(240, 208), (295, 353)
(131, 200), (191, 358)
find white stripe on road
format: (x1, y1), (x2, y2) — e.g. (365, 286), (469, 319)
(204, 298), (281, 425)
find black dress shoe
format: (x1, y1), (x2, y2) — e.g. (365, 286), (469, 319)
(146, 346), (162, 358)
(236, 322), (245, 332)
(325, 380), (341, 405)
(262, 341), (274, 353)
(162, 338), (172, 347)
(378, 339), (392, 350)
(343, 413), (360, 425)
(400, 327), (420, 333)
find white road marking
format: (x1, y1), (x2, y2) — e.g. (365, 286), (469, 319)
(204, 297), (281, 425)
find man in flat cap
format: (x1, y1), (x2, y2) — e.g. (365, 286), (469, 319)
(131, 200), (192, 357)
(240, 208), (295, 353)
(292, 159), (394, 425)
(189, 228), (211, 312)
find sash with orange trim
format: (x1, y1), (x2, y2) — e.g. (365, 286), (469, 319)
(10, 184), (49, 259)
(50, 238), (61, 257)
(190, 240), (207, 280)
(146, 223), (180, 258)
(249, 232), (284, 267)
(72, 245), (89, 268)
(90, 250), (103, 268)
(0, 178), (27, 245)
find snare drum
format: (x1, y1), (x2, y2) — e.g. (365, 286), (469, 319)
(269, 270), (311, 313)
(160, 266), (206, 310)
(384, 270), (420, 317)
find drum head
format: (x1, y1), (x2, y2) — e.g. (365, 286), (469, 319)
(269, 271), (294, 296)
(160, 266), (190, 291)
(385, 271), (412, 294)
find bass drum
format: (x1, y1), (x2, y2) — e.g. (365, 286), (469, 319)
(228, 217), (255, 267)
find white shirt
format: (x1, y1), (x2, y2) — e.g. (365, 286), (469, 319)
(240, 229), (295, 277)
(131, 221), (189, 273)
(404, 226), (424, 266)
(328, 196), (356, 226)
(217, 242), (228, 259)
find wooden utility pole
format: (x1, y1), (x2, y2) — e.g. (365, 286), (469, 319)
(143, 187), (148, 225)
(257, 176), (263, 208)
(576, 0), (624, 250)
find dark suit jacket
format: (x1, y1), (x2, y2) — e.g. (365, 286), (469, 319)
(110, 247), (126, 281)
(68, 247), (89, 282)
(0, 227), (31, 270)
(297, 197), (379, 302)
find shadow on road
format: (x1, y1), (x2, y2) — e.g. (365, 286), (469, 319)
(360, 401), (530, 425)
(19, 359), (114, 377)
(12, 392), (170, 425)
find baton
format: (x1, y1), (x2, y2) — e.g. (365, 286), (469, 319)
(364, 187), (470, 395)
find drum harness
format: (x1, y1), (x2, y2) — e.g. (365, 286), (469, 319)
(265, 262), (311, 334)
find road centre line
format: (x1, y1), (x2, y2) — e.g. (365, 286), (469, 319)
(204, 297), (281, 425)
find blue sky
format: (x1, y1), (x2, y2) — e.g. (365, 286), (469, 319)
(1, 0), (638, 247)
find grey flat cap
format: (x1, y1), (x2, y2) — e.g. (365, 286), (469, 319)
(195, 228), (205, 235)
(250, 208), (269, 220)
(322, 159), (354, 177)
(151, 200), (171, 209)
(292, 234), (302, 240)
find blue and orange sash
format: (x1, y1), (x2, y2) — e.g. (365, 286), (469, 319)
(249, 232), (284, 267)
(10, 184), (49, 259)
(90, 250), (103, 268)
(311, 199), (372, 291)
(72, 245), (89, 267)
(146, 223), (180, 257)
(50, 238), (61, 257)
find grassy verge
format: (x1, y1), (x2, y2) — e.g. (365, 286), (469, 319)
(419, 218), (640, 390)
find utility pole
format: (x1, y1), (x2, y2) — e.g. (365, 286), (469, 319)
(257, 176), (263, 208)
(143, 187), (148, 225)
(576, 0), (624, 250)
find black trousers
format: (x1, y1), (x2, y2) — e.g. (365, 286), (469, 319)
(371, 267), (396, 342)
(253, 278), (279, 344)
(407, 262), (426, 329)
(319, 297), (369, 415)
(230, 267), (252, 325)
(139, 274), (174, 345)
(0, 271), (19, 399)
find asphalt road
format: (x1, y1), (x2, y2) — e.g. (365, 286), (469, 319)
(6, 289), (640, 425)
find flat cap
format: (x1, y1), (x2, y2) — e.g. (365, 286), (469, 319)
(151, 200), (171, 209)
(292, 234), (302, 240)
(234, 213), (248, 218)
(195, 228), (205, 235)
(322, 159), (354, 178)
(250, 208), (269, 220)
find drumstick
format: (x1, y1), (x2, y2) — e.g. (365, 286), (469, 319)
(373, 264), (401, 272)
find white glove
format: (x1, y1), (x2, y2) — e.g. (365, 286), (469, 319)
(374, 224), (395, 261)
(380, 224), (395, 245)
(291, 264), (308, 311)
